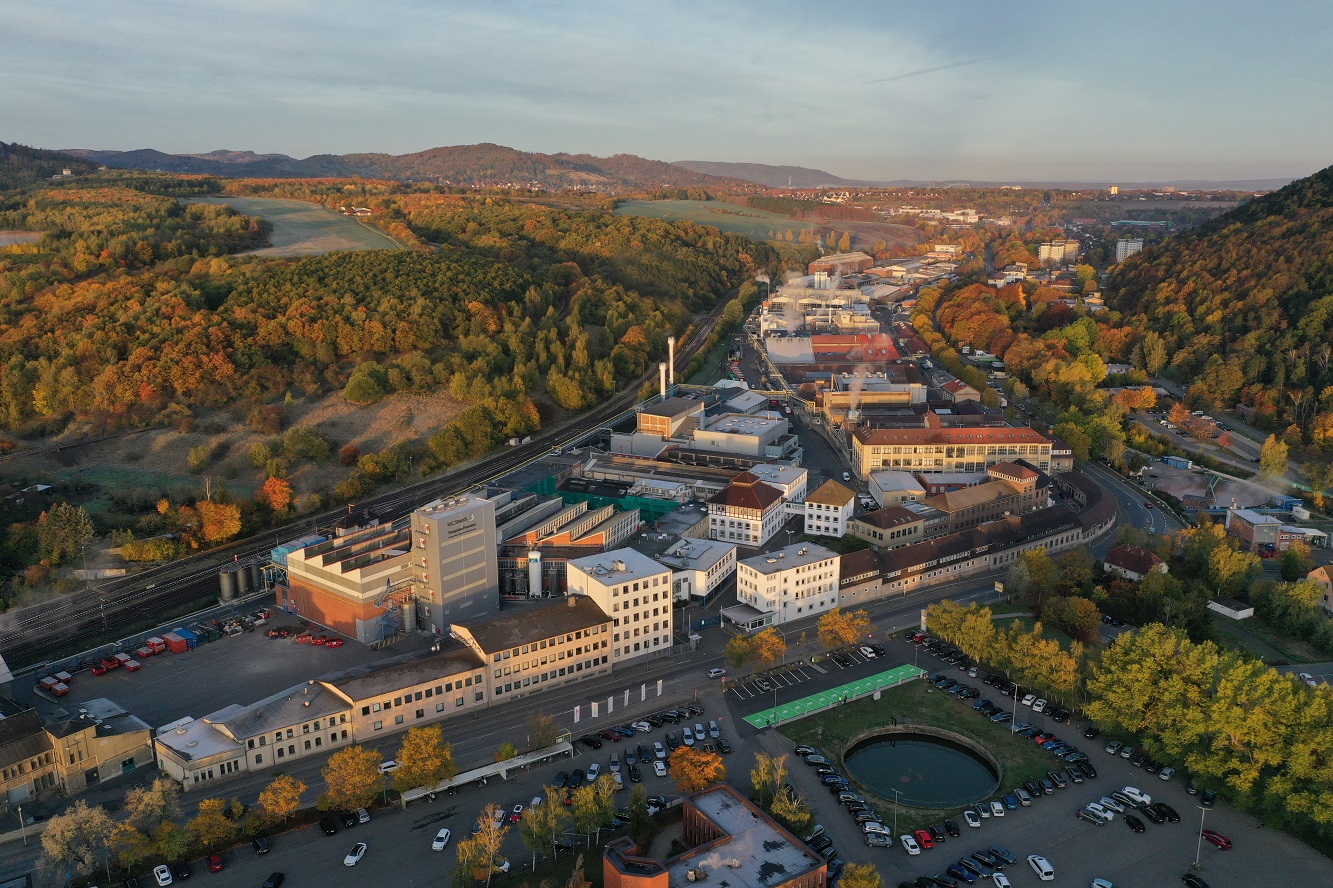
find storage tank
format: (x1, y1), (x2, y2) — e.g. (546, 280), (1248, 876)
(248, 562), (262, 592)
(400, 598), (417, 633)
(528, 549), (543, 598)
(218, 568), (237, 601)
(235, 564), (252, 596)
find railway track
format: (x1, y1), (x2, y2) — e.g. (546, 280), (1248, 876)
(1, 302), (729, 669)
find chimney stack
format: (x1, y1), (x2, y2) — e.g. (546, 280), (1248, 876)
(659, 362), (668, 401)
(667, 336), (676, 389)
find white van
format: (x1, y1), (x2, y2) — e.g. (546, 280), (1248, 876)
(1027, 854), (1055, 881)
(708, 720), (720, 739)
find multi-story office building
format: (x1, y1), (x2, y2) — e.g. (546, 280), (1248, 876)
(803, 479), (855, 538)
(1115, 238), (1144, 262)
(565, 548), (674, 663)
(851, 417), (1053, 480)
(411, 493), (501, 632)
(732, 542), (839, 628)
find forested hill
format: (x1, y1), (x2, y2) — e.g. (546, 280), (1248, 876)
(0, 142), (96, 188)
(672, 160), (858, 188)
(1107, 163), (1333, 431)
(62, 143), (734, 191)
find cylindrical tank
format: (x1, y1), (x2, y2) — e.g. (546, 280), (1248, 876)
(528, 549), (543, 598)
(218, 568), (237, 602)
(248, 563), (262, 592)
(400, 598), (418, 633)
(236, 565), (252, 596)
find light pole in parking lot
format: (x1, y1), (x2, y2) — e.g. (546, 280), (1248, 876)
(890, 788), (901, 838)
(1012, 683), (1020, 725)
(1193, 805), (1208, 869)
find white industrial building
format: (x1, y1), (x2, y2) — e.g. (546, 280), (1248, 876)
(729, 543), (840, 629)
(654, 538), (737, 604)
(565, 548), (674, 663)
(707, 472), (788, 547)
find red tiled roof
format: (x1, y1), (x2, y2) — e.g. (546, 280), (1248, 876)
(990, 461), (1039, 480)
(708, 476), (784, 511)
(853, 506), (922, 529)
(1104, 545), (1164, 576)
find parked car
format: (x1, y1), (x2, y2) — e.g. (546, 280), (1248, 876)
(1201, 829), (1232, 850)
(1200, 789), (1216, 808)
(343, 842), (367, 867)
(1123, 814), (1146, 833)
(708, 667), (726, 679)
(260, 875), (283, 888)
(963, 809), (982, 828)
(205, 855), (224, 874)
(1026, 854), (1054, 881)
(900, 834), (921, 855)
(152, 865), (173, 887)
(432, 828), (452, 851)
(653, 760), (667, 778)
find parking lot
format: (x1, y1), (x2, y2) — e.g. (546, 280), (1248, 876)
(727, 661), (820, 699)
(23, 618), (405, 728)
(768, 630), (1333, 888)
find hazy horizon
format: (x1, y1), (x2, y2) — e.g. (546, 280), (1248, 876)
(4, 0), (1331, 182)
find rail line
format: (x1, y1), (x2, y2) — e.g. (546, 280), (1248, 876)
(2, 301), (729, 668)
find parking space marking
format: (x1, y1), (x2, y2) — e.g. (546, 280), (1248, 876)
(742, 664), (927, 729)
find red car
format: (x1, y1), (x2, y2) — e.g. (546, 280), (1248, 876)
(295, 634), (313, 644)
(325, 638), (345, 648)
(914, 828), (934, 849)
(90, 663), (109, 676)
(598, 729), (620, 742)
(206, 854), (225, 873)
(1144, 501), (1153, 509)
(1202, 829), (1232, 850)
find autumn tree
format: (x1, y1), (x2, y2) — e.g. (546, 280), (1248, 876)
(839, 863), (883, 888)
(319, 745), (382, 812)
(1281, 542), (1314, 582)
(126, 776), (181, 833)
(1043, 596), (1102, 644)
(196, 499), (242, 543)
(109, 821), (154, 869)
(817, 607), (873, 649)
(455, 803), (508, 886)
(186, 798), (237, 850)
(770, 785), (813, 833)
(527, 713), (561, 751)
(39, 801), (114, 878)
(519, 787), (570, 869)
(256, 475), (292, 513)
(1259, 434), (1290, 477)
(154, 820), (189, 863)
(669, 746), (725, 793)
(394, 723), (458, 794)
(570, 778), (615, 842)
(495, 741), (519, 762)
(752, 627), (787, 668)
(257, 773), (306, 823)
(750, 751), (788, 809)
(36, 501), (95, 565)
(724, 634), (754, 668)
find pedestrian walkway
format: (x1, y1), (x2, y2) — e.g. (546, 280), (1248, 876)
(741, 664), (926, 729)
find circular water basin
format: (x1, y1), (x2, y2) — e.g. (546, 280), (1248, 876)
(843, 731), (999, 808)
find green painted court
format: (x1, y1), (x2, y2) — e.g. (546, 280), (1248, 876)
(742, 664), (927, 728)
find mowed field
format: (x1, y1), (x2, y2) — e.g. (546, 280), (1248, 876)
(191, 196), (404, 256)
(615, 199), (813, 240)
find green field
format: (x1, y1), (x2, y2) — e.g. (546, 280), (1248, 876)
(615, 199), (812, 240)
(192, 197), (403, 256)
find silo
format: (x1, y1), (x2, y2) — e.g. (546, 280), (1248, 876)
(218, 568), (237, 602)
(235, 564), (253, 596)
(248, 562), (263, 592)
(528, 550), (543, 598)
(400, 598), (418, 633)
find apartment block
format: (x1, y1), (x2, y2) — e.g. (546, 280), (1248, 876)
(565, 549), (674, 663)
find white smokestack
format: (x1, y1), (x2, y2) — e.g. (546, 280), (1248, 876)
(668, 336), (676, 388)
(659, 362), (667, 400)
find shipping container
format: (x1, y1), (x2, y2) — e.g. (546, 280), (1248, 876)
(163, 631), (189, 653)
(54, 670), (73, 684)
(173, 627), (199, 649)
(146, 637), (167, 654)
(50, 682), (70, 697)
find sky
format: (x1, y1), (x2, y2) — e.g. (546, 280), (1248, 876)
(3, 0), (1332, 182)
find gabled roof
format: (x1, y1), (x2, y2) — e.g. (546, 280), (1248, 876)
(942, 379), (977, 394)
(1104, 545), (1165, 576)
(805, 479), (855, 508)
(990, 461), (1039, 481)
(853, 506), (923, 530)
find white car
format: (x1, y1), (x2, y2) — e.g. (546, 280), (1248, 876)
(1032, 699), (1048, 713)
(859, 646), (877, 659)
(378, 760), (399, 773)
(356, 807), (370, 823)
(1021, 693), (1036, 707)
(653, 760), (667, 778)
(963, 809), (982, 828)
(344, 842), (368, 867)
(586, 763), (601, 781)
(1091, 880), (1118, 888)
(612, 772), (624, 788)
(900, 834), (921, 855)
(1027, 854), (1054, 881)
(708, 667), (726, 679)
(432, 828), (452, 851)
(1158, 766), (1175, 781)
(683, 727), (695, 746)
(492, 859), (510, 874)
(694, 723), (705, 738)
(153, 865), (173, 887)
(991, 875), (1012, 888)
(653, 741), (666, 760)
(632, 721), (652, 733)
(1120, 785), (1152, 806)
(989, 800), (1005, 817)
(1098, 796), (1125, 813)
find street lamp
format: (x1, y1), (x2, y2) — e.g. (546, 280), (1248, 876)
(1193, 805), (1208, 869)
(16, 804), (26, 845)
(891, 788), (901, 838)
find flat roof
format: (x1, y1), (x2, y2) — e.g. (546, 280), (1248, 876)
(1232, 508), (1281, 525)
(320, 643), (485, 701)
(567, 547), (670, 584)
(702, 414), (784, 436)
(853, 425), (1051, 446)
(156, 716), (242, 763)
(740, 542), (838, 575)
(654, 538), (736, 573)
(870, 470), (926, 492)
(666, 785), (823, 888)
(211, 681), (349, 740)
(453, 596), (610, 653)
(641, 398), (704, 418)
(745, 463), (806, 488)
